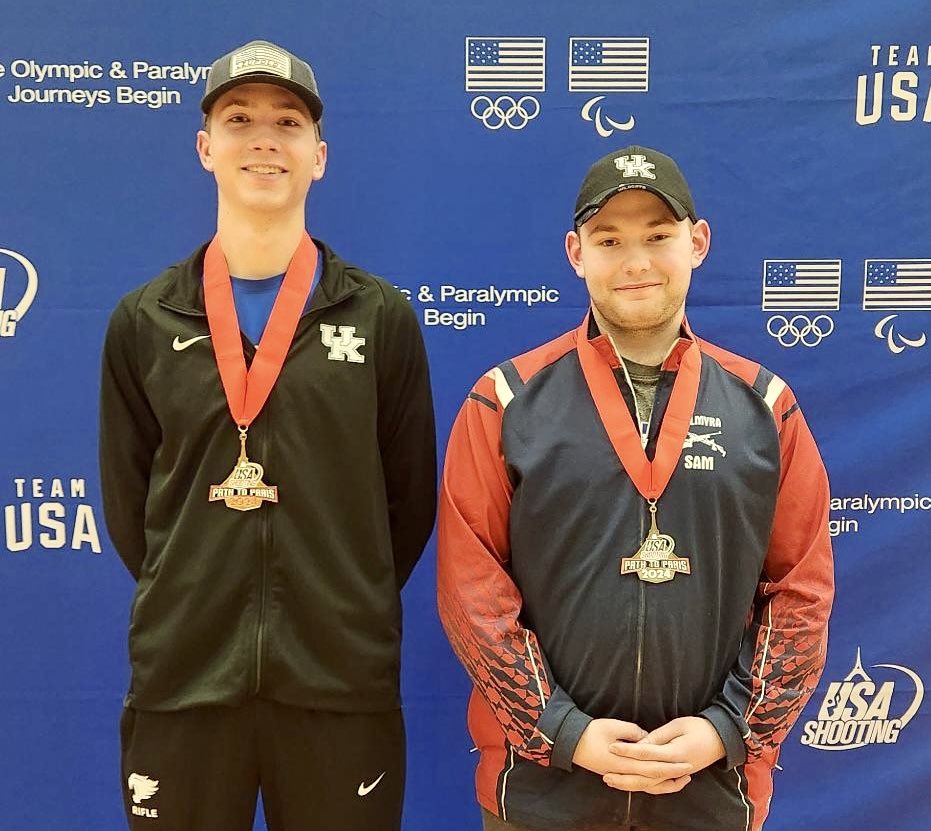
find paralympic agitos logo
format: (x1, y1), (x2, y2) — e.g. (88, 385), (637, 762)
(801, 648), (924, 751)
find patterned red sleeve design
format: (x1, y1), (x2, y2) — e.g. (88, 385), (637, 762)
(743, 388), (835, 762)
(437, 374), (556, 764)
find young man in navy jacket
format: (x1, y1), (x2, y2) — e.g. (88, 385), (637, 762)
(438, 145), (833, 831)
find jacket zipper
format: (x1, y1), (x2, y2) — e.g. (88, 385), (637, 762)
(255, 418), (270, 694)
(628, 504), (647, 826)
(158, 285), (362, 696)
(607, 341), (650, 828)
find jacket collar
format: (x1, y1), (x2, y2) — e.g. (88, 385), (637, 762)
(581, 308), (697, 372)
(157, 236), (364, 315)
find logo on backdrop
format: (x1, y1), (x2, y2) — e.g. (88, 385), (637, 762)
(571, 37), (647, 137)
(0, 248), (39, 338)
(3, 477), (101, 554)
(873, 315), (926, 353)
(127, 773), (160, 818)
(465, 37), (545, 130)
(759, 257), (931, 352)
(463, 36), (648, 136)
(801, 648), (924, 751)
(855, 44), (931, 126)
(761, 260), (840, 348)
(864, 260), (930, 353)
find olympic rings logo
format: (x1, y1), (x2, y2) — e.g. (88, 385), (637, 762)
(766, 314), (835, 348)
(470, 95), (540, 130)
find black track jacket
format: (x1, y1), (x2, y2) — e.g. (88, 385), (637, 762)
(100, 239), (436, 713)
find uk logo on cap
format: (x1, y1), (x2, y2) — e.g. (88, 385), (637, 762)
(614, 154), (656, 179)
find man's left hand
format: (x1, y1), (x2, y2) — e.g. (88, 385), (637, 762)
(603, 717), (726, 793)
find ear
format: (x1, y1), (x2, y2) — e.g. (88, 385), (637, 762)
(565, 230), (585, 279)
(311, 139), (328, 182)
(196, 130), (214, 172)
(690, 219), (711, 268)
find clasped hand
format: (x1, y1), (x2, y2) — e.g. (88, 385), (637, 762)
(571, 716), (726, 795)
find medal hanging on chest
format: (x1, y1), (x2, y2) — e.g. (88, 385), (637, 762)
(209, 426), (278, 511)
(203, 232), (318, 511)
(619, 499), (692, 584)
(575, 317), (701, 584)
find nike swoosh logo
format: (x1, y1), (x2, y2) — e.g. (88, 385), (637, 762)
(172, 335), (211, 352)
(357, 771), (386, 797)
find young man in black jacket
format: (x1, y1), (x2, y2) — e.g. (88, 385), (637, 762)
(99, 39), (436, 831)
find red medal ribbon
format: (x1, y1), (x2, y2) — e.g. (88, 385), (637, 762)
(203, 231), (318, 428)
(575, 312), (701, 502)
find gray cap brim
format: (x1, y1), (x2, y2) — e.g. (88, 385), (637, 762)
(201, 74), (323, 121)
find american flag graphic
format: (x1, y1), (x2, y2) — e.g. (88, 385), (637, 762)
(863, 260), (931, 310)
(230, 43), (291, 79)
(569, 38), (649, 92)
(465, 37), (546, 92)
(762, 260), (842, 311)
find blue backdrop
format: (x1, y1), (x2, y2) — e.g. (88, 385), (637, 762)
(1, 1), (928, 828)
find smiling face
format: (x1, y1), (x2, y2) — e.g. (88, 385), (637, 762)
(195, 82), (326, 220)
(566, 189), (711, 338)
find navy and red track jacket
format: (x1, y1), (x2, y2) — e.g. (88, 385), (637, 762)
(438, 314), (833, 831)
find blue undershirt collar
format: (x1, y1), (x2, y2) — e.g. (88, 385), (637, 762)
(230, 243), (323, 345)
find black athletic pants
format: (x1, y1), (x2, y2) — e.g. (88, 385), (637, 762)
(120, 699), (405, 831)
(482, 808), (656, 830)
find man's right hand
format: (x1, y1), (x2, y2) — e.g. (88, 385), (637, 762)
(571, 719), (693, 795)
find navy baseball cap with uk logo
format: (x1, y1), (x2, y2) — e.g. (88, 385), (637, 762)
(201, 39), (323, 122)
(574, 145), (697, 227)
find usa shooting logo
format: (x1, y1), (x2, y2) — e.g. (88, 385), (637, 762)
(570, 37), (648, 138)
(800, 648), (924, 751)
(0, 248), (39, 338)
(465, 37), (544, 130)
(762, 259), (841, 348)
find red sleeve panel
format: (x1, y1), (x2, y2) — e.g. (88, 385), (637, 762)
(437, 371), (557, 765)
(744, 384), (835, 761)
(692, 360), (835, 830)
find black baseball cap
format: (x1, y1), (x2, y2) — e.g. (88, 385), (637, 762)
(201, 39), (323, 122)
(573, 145), (697, 227)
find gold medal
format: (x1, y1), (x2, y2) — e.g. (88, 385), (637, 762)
(575, 314), (702, 585)
(202, 232), (318, 511)
(209, 427), (279, 511)
(620, 499), (691, 584)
